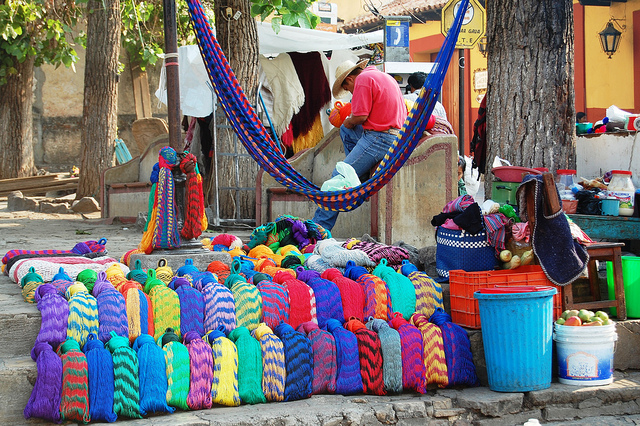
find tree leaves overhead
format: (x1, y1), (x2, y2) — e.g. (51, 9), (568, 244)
(250, 0), (319, 34)
(0, 0), (82, 85)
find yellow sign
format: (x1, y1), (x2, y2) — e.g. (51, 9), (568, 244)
(441, 0), (486, 49)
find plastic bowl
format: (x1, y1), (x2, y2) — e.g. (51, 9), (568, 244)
(492, 166), (542, 183)
(576, 122), (593, 134)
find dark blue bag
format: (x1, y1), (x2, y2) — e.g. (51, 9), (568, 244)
(435, 227), (497, 279)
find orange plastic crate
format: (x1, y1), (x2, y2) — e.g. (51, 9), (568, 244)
(449, 265), (562, 329)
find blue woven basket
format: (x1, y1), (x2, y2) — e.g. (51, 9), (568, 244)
(435, 227), (497, 278)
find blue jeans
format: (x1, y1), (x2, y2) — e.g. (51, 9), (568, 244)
(312, 125), (397, 231)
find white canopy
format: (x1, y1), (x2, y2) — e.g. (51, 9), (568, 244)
(256, 21), (382, 55)
(156, 23), (382, 117)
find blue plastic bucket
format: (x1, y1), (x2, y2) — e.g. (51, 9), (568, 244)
(553, 323), (617, 386)
(474, 286), (557, 392)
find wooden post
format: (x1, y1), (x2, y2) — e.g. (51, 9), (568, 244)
(162, 0), (181, 154)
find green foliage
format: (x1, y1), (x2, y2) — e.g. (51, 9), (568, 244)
(0, 0), (82, 85)
(121, 0), (210, 71)
(250, 0), (319, 34)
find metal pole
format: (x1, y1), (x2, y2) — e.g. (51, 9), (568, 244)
(163, 0), (181, 153)
(162, 0), (203, 251)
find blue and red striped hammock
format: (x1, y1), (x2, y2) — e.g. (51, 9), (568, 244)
(186, 0), (469, 212)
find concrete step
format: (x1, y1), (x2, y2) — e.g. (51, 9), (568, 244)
(2, 362), (638, 425)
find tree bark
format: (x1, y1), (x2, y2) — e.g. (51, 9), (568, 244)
(0, 57), (36, 179)
(485, 0), (575, 190)
(210, 0), (260, 221)
(77, 0), (121, 199)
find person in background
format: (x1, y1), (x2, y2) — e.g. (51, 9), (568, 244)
(403, 71), (448, 120)
(312, 59), (407, 232)
(458, 155), (468, 196)
(576, 112), (588, 123)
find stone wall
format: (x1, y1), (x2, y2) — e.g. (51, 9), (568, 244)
(32, 46), (167, 173)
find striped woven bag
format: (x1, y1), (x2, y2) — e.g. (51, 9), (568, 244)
(184, 330), (214, 410)
(205, 327), (241, 407)
(20, 266), (43, 304)
(228, 326), (266, 405)
(176, 258), (200, 282)
(23, 342), (62, 423)
(127, 259), (148, 286)
(66, 283), (99, 349)
(145, 270), (181, 339)
(400, 260), (444, 319)
(106, 332), (142, 419)
(119, 281), (154, 344)
(50, 267), (74, 298)
(171, 277), (205, 337)
(225, 263), (262, 332)
(207, 260), (231, 285)
(325, 318), (362, 395)
(411, 313), (449, 388)
(202, 280), (236, 334)
(366, 317), (403, 394)
(76, 268), (98, 293)
(252, 323), (286, 402)
(273, 270), (317, 330)
(33, 283), (69, 352)
(344, 261), (392, 321)
(344, 318), (385, 396)
(255, 278), (290, 330)
(132, 334), (175, 415)
(84, 334), (117, 422)
(296, 267), (344, 329)
(321, 268), (365, 321)
(92, 272), (129, 343)
(155, 258), (174, 285)
(191, 270), (218, 292)
(274, 322), (313, 401)
(429, 309), (480, 387)
(158, 328), (190, 411)
(389, 313), (427, 394)
(372, 259), (416, 320)
(297, 321), (337, 395)
(57, 338), (91, 423)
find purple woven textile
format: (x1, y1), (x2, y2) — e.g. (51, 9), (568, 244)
(24, 342), (62, 423)
(34, 284), (69, 353)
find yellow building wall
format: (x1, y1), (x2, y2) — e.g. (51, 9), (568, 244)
(584, 0), (639, 110)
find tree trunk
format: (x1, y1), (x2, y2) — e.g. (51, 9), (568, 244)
(77, 0), (121, 199)
(210, 0), (260, 221)
(0, 57), (36, 179)
(485, 0), (575, 190)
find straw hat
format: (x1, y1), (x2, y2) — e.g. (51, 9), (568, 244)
(332, 59), (368, 99)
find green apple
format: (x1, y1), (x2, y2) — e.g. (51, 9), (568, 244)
(578, 309), (591, 322)
(561, 310), (571, 320)
(556, 318), (566, 325)
(596, 311), (609, 321)
(567, 309), (580, 318)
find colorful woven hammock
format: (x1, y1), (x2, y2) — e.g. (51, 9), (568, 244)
(185, 0), (468, 211)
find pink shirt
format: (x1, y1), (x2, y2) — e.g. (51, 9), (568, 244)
(350, 66), (407, 131)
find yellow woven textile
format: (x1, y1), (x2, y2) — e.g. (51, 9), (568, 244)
(411, 313), (448, 388)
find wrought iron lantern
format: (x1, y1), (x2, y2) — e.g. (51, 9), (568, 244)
(478, 36), (487, 58)
(599, 20), (622, 59)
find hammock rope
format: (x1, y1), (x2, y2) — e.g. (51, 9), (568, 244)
(186, 0), (469, 212)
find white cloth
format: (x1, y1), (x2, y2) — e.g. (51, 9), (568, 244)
(403, 92), (448, 120)
(258, 53), (305, 136)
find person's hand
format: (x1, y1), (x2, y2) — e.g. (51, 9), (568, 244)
(342, 116), (356, 129)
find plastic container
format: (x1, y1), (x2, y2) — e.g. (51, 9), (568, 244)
(607, 170), (635, 216)
(449, 265), (562, 329)
(556, 169), (577, 190)
(606, 256), (640, 318)
(601, 198), (620, 216)
(553, 323), (617, 386)
(475, 286), (557, 392)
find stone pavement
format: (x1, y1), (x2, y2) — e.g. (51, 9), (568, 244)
(2, 201), (640, 425)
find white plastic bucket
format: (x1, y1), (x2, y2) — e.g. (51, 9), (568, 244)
(553, 323), (617, 386)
